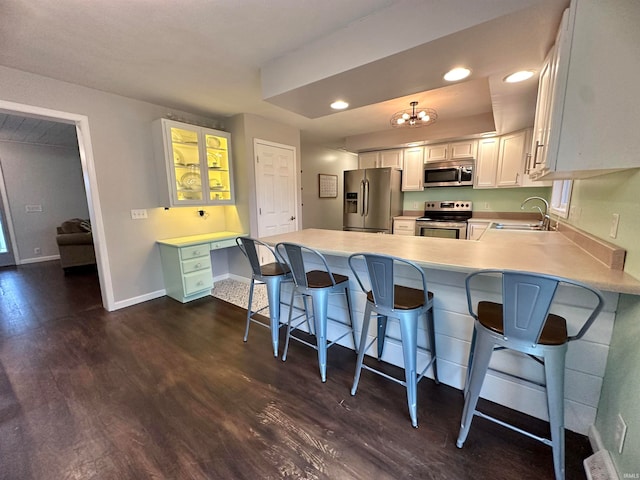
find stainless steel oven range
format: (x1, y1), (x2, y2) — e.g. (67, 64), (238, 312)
(415, 201), (473, 239)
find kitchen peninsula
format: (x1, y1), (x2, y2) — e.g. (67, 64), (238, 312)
(261, 228), (640, 435)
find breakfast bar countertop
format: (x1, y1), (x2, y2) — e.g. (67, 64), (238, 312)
(261, 228), (640, 295)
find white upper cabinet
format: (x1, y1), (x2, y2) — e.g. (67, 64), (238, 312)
(530, 0), (640, 179)
(495, 131), (526, 187)
(425, 140), (477, 163)
(153, 119), (235, 207)
(475, 129), (547, 189)
(474, 137), (499, 188)
(401, 147), (424, 191)
(358, 149), (403, 169)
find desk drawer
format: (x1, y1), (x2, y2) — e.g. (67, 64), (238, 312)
(179, 244), (210, 260)
(182, 256), (212, 274)
(183, 269), (213, 296)
(211, 238), (237, 250)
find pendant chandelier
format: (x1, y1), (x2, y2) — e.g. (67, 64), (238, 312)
(390, 101), (438, 128)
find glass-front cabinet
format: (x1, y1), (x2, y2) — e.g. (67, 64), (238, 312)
(153, 118), (234, 206)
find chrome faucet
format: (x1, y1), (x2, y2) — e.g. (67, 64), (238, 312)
(521, 196), (550, 230)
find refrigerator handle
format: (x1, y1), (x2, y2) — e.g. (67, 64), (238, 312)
(360, 180), (366, 216)
(364, 179), (370, 217)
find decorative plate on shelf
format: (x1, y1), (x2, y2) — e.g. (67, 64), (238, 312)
(206, 136), (221, 149)
(173, 149), (184, 166)
(180, 172), (201, 189)
(207, 151), (222, 167)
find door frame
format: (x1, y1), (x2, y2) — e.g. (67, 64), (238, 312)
(0, 161), (17, 266)
(0, 99), (114, 311)
(253, 138), (300, 236)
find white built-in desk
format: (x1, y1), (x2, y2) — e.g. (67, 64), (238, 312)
(157, 231), (245, 303)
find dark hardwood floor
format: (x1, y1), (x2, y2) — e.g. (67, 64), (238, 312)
(0, 261), (591, 479)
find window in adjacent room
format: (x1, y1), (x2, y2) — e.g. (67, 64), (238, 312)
(549, 179), (573, 218)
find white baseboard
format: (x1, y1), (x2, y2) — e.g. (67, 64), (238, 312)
(227, 273), (251, 284)
(588, 424), (605, 452)
(111, 289), (166, 311)
(19, 254), (60, 264)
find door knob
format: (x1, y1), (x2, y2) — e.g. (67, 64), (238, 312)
(290, 216), (296, 221)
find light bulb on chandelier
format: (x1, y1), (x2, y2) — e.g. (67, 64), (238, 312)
(391, 101), (437, 128)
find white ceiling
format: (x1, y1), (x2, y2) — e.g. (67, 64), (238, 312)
(0, 0), (568, 150)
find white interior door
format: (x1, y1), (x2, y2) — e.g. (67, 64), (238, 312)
(254, 140), (298, 262)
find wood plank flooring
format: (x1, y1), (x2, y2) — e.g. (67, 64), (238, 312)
(0, 261), (591, 479)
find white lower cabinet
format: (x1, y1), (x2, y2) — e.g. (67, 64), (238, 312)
(393, 217), (417, 236)
(158, 242), (213, 303)
(466, 221), (490, 240)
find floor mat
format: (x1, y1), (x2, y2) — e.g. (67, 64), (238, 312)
(212, 278), (268, 312)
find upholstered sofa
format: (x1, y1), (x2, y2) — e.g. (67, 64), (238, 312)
(55, 218), (96, 271)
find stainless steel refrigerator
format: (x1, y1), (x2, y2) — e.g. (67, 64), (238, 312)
(343, 167), (403, 233)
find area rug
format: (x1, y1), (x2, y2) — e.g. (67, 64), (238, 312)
(212, 278), (268, 312)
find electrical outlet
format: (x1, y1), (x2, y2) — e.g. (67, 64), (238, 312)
(412, 202), (419, 209)
(615, 413), (627, 454)
(131, 209), (148, 220)
(484, 202), (490, 210)
(34, 247), (41, 255)
(609, 213), (620, 238)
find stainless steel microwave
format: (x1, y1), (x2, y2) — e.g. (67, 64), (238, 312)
(424, 159), (474, 187)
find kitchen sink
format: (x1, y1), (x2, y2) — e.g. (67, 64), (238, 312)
(491, 223), (546, 231)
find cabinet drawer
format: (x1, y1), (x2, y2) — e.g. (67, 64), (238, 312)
(182, 256), (212, 274)
(183, 269), (213, 296)
(179, 244), (210, 260)
(211, 238), (237, 250)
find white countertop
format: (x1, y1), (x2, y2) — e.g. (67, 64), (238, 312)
(157, 231), (245, 248)
(261, 228), (640, 295)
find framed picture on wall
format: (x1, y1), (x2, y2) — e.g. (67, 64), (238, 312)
(318, 174), (338, 198)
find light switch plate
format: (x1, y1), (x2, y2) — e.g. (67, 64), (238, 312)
(131, 209), (148, 220)
(609, 213), (620, 238)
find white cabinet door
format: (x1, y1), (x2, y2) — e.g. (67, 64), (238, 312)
(393, 218), (416, 236)
(530, 45), (556, 178)
(153, 118), (234, 207)
(425, 144), (448, 162)
(358, 151), (379, 169)
(450, 140), (478, 159)
(474, 137), (499, 188)
(425, 140), (477, 163)
(496, 131), (526, 187)
(401, 147), (424, 191)
(379, 149), (403, 169)
(466, 222), (489, 240)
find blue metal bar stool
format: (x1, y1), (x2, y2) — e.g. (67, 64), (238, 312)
(457, 269), (604, 480)
(348, 253), (438, 428)
(236, 236), (296, 357)
(275, 242), (357, 382)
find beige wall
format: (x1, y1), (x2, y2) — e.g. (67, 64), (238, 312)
(0, 65), (230, 308)
(300, 144), (357, 230)
(0, 141), (89, 262)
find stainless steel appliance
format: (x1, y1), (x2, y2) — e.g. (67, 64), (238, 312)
(424, 159), (474, 187)
(415, 200), (473, 239)
(343, 167), (403, 233)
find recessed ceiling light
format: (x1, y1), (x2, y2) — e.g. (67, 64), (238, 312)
(503, 70), (535, 83)
(330, 100), (349, 110)
(444, 67), (471, 82)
